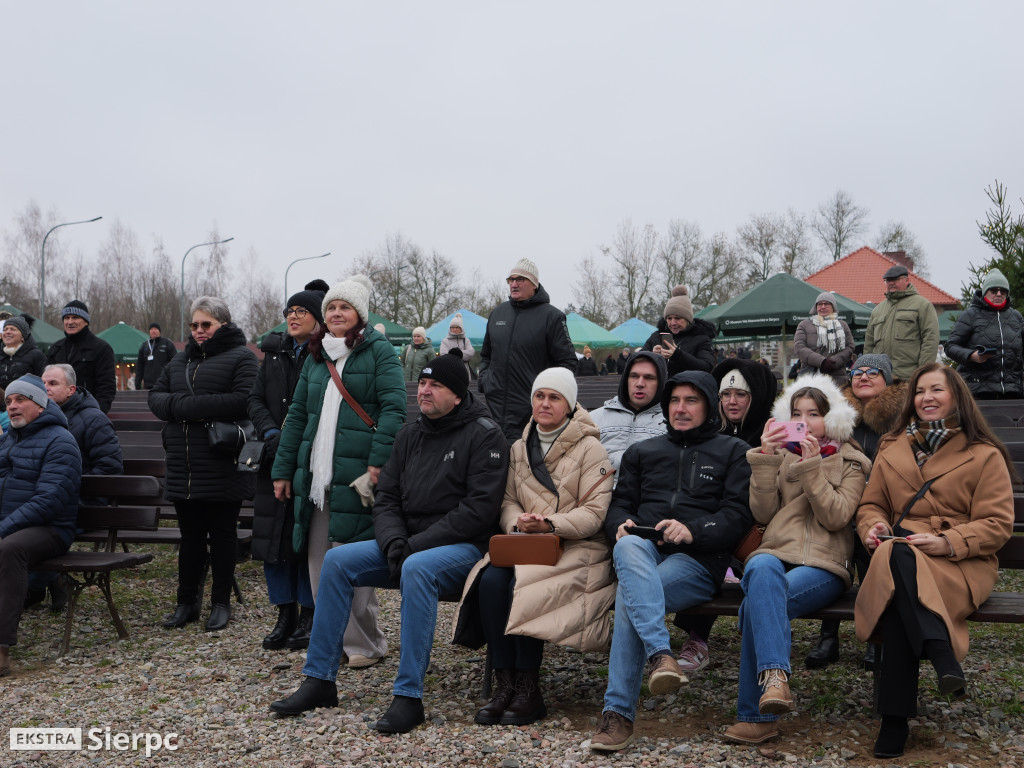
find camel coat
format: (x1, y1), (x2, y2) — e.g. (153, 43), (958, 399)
(452, 406), (616, 652)
(854, 432), (1014, 660)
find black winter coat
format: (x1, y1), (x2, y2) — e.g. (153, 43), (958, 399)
(373, 391), (508, 558)
(247, 332), (311, 563)
(946, 291), (1024, 397)
(604, 371), (752, 585)
(148, 323), (258, 502)
(60, 389), (123, 476)
(576, 356), (599, 376)
(0, 336), (47, 401)
(478, 285), (578, 441)
(641, 317), (717, 378)
(712, 358), (779, 447)
(135, 336), (178, 390)
(46, 327), (117, 413)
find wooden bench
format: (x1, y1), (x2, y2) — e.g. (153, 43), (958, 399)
(32, 475), (162, 656)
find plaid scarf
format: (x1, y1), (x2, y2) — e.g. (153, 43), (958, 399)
(906, 415), (960, 466)
(812, 313), (845, 354)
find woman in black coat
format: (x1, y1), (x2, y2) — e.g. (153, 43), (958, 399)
(149, 296), (258, 632)
(0, 317), (47, 405)
(642, 286), (716, 377)
(247, 284), (324, 650)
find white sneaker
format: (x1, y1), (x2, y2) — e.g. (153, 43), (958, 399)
(676, 637), (709, 672)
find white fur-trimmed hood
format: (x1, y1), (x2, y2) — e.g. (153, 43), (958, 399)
(772, 372), (858, 444)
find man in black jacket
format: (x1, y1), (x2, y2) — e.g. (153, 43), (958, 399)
(478, 258), (577, 442)
(44, 300), (117, 413)
(270, 350), (508, 734)
(590, 371), (752, 752)
(135, 323), (177, 390)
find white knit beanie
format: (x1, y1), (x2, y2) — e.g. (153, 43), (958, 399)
(508, 258), (540, 288)
(321, 274), (372, 324)
(531, 367), (578, 408)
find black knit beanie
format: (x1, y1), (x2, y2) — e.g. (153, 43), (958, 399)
(419, 349), (469, 399)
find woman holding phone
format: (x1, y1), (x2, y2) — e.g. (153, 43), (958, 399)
(724, 373), (869, 746)
(642, 285), (716, 377)
(855, 363), (1015, 758)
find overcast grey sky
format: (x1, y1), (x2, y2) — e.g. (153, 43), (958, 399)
(2, 2), (1021, 311)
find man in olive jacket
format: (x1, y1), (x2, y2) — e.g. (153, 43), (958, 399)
(863, 265), (939, 380)
(270, 350), (508, 734)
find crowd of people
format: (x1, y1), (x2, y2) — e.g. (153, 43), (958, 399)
(0, 261), (1019, 761)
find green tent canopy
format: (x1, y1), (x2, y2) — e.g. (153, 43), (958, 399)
(257, 311), (413, 346)
(937, 309), (962, 343)
(0, 304), (64, 350)
(95, 322), (150, 362)
(564, 312), (627, 351)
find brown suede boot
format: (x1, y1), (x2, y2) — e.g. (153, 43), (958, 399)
(474, 669), (516, 725)
(498, 669), (547, 725)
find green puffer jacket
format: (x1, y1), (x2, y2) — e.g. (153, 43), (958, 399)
(402, 340), (435, 381)
(271, 328), (406, 550)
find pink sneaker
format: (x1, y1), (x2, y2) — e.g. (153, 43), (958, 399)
(676, 636), (709, 672)
(724, 567), (740, 584)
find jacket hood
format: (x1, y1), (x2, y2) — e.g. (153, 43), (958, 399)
(772, 371), (857, 443)
(186, 322), (249, 360)
(712, 358), (778, 432)
(511, 283), (551, 309)
(660, 370), (721, 435)
(885, 284), (920, 302)
(617, 350), (668, 412)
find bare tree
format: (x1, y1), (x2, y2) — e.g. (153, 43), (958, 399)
(601, 219), (659, 322)
(778, 209), (818, 277)
(659, 219), (703, 299)
(813, 189), (869, 262)
(354, 232), (412, 322)
(86, 219), (145, 328)
(1, 201), (68, 317)
(403, 247), (461, 328)
(875, 220), (929, 277)
(689, 232), (743, 308)
(458, 269), (507, 318)
(236, 247), (285, 340)
(185, 227), (233, 302)
(737, 213), (783, 282)
(570, 254), (612, 327)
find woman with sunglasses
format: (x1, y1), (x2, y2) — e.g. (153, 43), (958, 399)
(946, 268), (1024, 399)
(149, 296), (259, 632)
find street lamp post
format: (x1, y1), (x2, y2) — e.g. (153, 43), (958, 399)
(284, 253), (330, 307)
(180, 237), (234, 341)
(40, 216), (103, 319)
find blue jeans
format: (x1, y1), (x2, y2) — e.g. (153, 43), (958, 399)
(302, 539), (481, 698)
(736, 554), (846, 722)
(264, 559), (314, 608)
(603, 535), (718, 721)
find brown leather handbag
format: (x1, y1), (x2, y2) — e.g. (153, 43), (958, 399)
(488, 533), (564, 567)
(734, 524), (767, 562)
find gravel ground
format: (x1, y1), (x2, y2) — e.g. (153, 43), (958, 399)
(3, 549), (1023, 768)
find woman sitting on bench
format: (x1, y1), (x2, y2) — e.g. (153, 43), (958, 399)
(855, 363), (1015, 759)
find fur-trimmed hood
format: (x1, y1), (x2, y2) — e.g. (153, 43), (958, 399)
(771, 372), (857, 444)
(842, 379), (908, 436)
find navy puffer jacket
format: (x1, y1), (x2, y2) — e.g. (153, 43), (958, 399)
(60, 389), (123, 475)
(0, 401), (82, 548)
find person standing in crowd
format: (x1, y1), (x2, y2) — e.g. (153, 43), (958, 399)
(272, 275), (404, 669)
(642, 286), (716, 378)
(0, 315), (47, 403)
(590, 351), (667, 475)
(479, 259), (577, 443)
(616, 347), (632, 373)
(576, 346), (599, 376)
(724, 374), (868, 746)
(946, 268), (1024, 399)
(45, 300), (117, 413)
(856, 364), (1014, 759)
(602, 352), (616, 376)
(248, 281), (327, 651)
(439, 313), (474, 378)
(135, 323), (177, 390)
(863, 265), (940, 381)
(792, 292), (855, 385)
(149, 296), (258, 632)
(455, 368), (615, 727)
(402, 327), (435, 382)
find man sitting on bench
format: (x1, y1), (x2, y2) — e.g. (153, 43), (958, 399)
(269, 350), (508, 733)
(0, 374), (82, 676)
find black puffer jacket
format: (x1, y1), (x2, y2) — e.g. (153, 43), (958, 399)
(45, 326), (117, 413)
(478, 284), (578, 441)
(604, 371), (752, 585)
(373, 391), (508, 558)
(641, 317), (717, 377)
(149, 323), (258, 502)
(0, 336), (47, 397)
(946, 291), (1024, 397)
(712, 358), (779, 447)
(247, 331), (311, 563)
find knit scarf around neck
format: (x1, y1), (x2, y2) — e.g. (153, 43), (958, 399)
(906, 414), (961, 467)
(309, 335), (355, 509)
(812, 313), (844, 354)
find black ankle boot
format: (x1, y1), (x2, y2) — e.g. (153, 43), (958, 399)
(804, 620), (840, 669)
(263, 603), (299, 650)
(270, 677), (339, 716)
(499, 669), (547, 725)
(861, 642), (879, 671)
(373, 695), (425, 733)
(924, 639), (966, 694)
(162, 602), (200, 629)
(205, 603), (231, 631)
(873, 715), (909, 758)
(285, 606), (314, 649)
(475, 669), (516, 725)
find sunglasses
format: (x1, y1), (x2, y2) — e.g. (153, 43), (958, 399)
(851, 368), (882, 380)
(283, 307), (310, 318)
(987, 287), (1009, 295)
(190, 321), (220, 331)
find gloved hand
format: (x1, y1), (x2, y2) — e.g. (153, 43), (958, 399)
(262, 432), (281, 465)
(349, 472), (376, 508)
(386, 539), (411, 585)
(818, 357), (838, 374)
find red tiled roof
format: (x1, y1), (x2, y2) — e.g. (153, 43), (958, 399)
(805, 247), (960, 308)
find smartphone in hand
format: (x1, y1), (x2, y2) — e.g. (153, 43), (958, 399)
(628, 525), (665, 542)
(659, 332), (673, 346)
(775, 421), (807, 442)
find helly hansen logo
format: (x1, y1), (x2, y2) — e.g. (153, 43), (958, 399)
(443, 450), (455, 462)
(490, 451), (501, 460)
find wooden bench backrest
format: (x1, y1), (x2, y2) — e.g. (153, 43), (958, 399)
(80, 474), (161, 500)
(77, 505), (159, 532)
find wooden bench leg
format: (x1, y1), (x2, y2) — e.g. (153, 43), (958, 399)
(97, 572), (131, 640)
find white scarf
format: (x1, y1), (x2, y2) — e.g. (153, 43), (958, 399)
(812, 313), (844, 355)
(309, 335), (355, 510)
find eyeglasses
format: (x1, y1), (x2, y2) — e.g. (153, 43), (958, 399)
(283, 307), (310, 318)
(190, 321), (220, 331)
(851, 368), (882, 380)
(506, 276), (529, 285)
(987, 287), (1009, 295)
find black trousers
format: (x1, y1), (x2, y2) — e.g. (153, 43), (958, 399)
(0, 526), (66, 646)
(174, 499), (241, 607)
(877, 544), (949, 717)
(478, 565), (544, 671)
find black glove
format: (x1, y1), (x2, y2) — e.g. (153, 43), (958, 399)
(386, 539), (411, 586)
(818, 358), (837, 374)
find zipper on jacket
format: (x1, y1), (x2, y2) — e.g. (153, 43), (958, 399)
(998, 312), (1006, 394)
(186, 359), (202, 500)
(500, 308), (520, 430)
